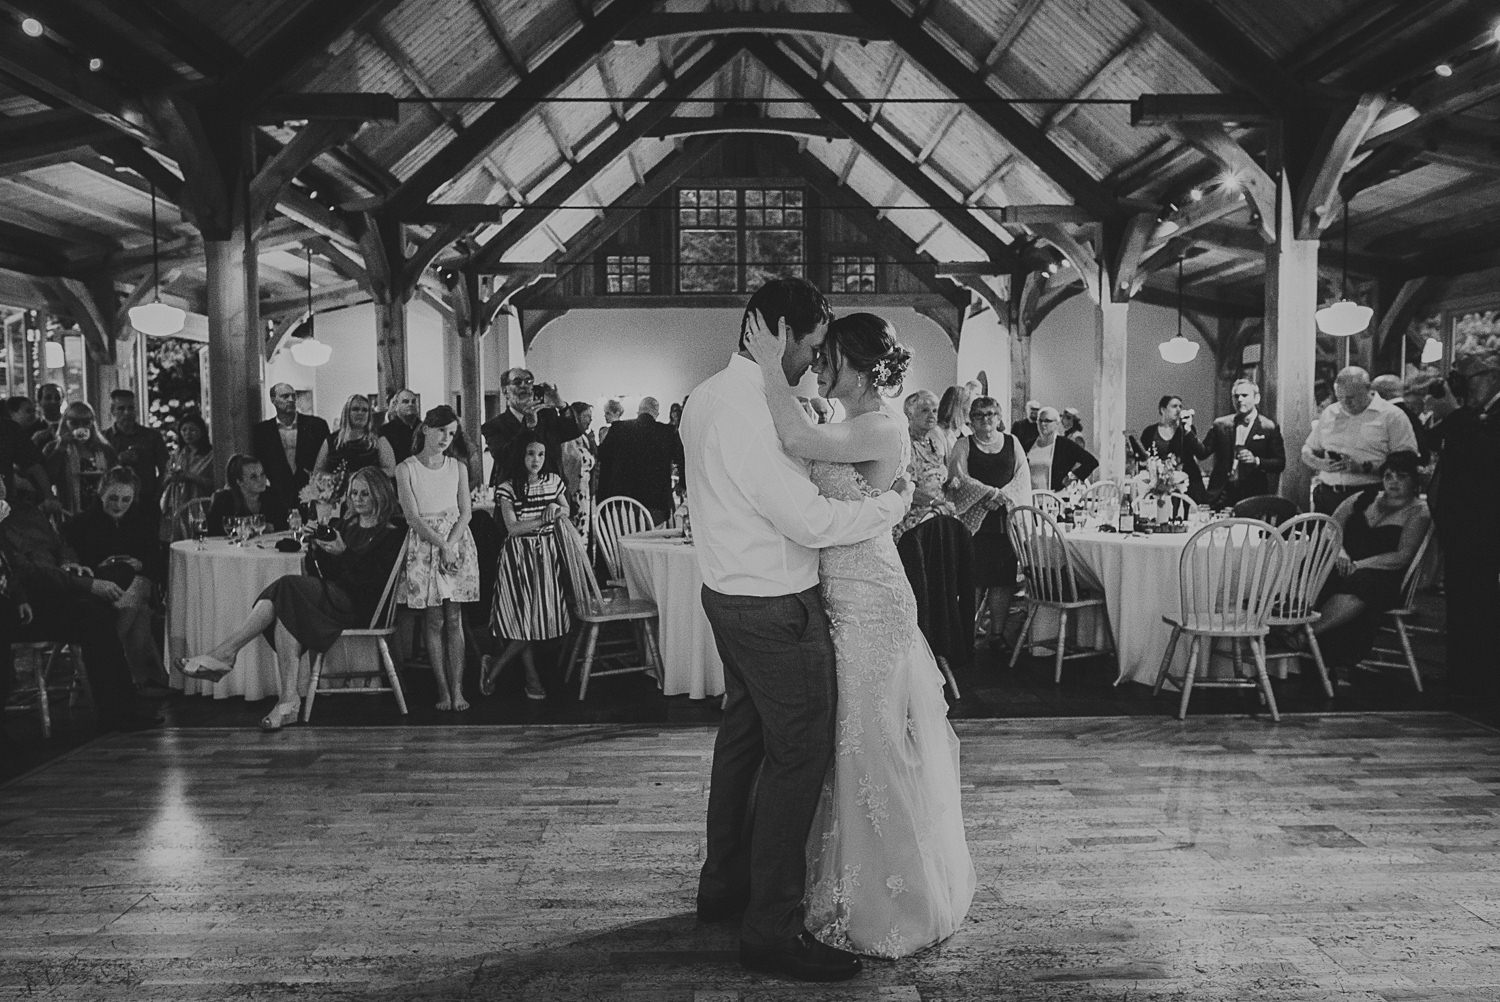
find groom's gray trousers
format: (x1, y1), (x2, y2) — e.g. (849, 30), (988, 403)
(698, 584), (837, 948)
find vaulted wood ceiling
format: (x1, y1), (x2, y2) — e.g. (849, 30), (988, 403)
(0, 0), (1497, 347)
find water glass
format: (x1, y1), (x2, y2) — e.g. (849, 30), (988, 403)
(288, 510), (303, 536)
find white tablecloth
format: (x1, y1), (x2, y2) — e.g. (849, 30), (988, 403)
(1063, 528), (1197, 687)
(167, 538), (305, 700)
(618, 531), (724, 700)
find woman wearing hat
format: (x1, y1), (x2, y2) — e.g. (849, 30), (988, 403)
(395, 405), (480, 711)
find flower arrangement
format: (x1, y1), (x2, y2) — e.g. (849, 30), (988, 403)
(1134, 455), (1189, 499)
(298, 471), (340, 507)
(871, 344), (913, 391)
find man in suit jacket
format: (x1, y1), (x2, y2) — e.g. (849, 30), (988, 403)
(480, 368), (583, 487)
(1012, 399), (1041, 452)
(250, 383), (330, 518)
(596, 396), (685, 524)
(1200, 379), (1286, 508)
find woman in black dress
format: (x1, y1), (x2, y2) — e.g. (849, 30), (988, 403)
(317, 394), (397, 499)
(947, 396), (1031, 648)
(205, 455), (286, 536)
(1140, 394), (1210, 503)
(179, 466), (407, 730)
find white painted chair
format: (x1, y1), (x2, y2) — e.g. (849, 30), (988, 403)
(301, 537), (410, 722)
(4, 643), (87, 738)
(1153, 518), (1287, 720)
(555, 517), (663, 700)
(1030, 490), (1063, 517)
(1264, 513), (1342, 697)
(1079, 480), (1120, 508)
(1358, 526), (1435, 692)
(1005, 506), (1113, 682)
(593, 495), (654, 589)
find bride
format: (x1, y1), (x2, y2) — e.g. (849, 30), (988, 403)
(746, 310), (975, 959)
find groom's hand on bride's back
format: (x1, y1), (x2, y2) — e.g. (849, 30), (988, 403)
(891, 476), (915, 509)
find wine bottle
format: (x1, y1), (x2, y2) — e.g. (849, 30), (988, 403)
(1117, 482), (1136, 533)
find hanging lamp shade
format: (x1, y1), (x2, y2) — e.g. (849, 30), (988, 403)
(1421, 336), (1444, 365)
(1316, 199), (1370, 337)
(128, 181), (185, 336)
(289, 247), (332, 367)
(1159, 257), (1199, 364)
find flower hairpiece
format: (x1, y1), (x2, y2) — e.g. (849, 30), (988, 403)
(871, 344), (912, 390)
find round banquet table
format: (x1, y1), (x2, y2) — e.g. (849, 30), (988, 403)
(166, 537), (305, 700)
(617, 529), (725, 699)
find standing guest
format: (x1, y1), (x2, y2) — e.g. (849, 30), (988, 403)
(1012, 399), (1042, 451)
(178, 468), (407, 731)
(251, 382), (331, 522)
(159, 411), (215, 539)
(480, 435), (571, 701)
(1427, 350), (1500, 706)
(31, 382), (64, 451)
(102, 389), (169, 511)
(668, 401), (683, 430)
(1375, 373), (1430, 464)
(378, 388), (422, 463)
(932, 384), (973, 458)
(1060, 407), (1086, 447)
(1026, 406), (1098, 491)
(44, 401), (116, 517)
(396, 406), (479, 712)
(947, 397), (1030, 648)
(1201, 379), (1286, 509)
(898, 390), (952, 537)
(5, 395), (36, 430)
(64, 466), (166, 692)
(1, 395), (56, 509)
(205, 455), (284, 536)
(1302, 367), (1420, 514)
(595, 396), (685, 525)
(1141, 395), (1210, 503)
(596, 397), (625, 445)
(480, 368), (582, 486)
(319, 394), (397, 499)
(559, 400), (596, 521)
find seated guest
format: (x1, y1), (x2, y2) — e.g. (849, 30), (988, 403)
(206, 455), (286, 536)
(318, 393), (398, 498)
(159, 411), (215, 540)
(1027, 406), (1098, 491)
(1300, 451), (1430, 669)
(947, 396), (1030, 648)
(932, 384), (973, 458)
(0, 477), (160, 731)
(179, 467), (407, 731)
(1141, 394), (1210, 502)
(44, 401), (116, 517)
(63, 467), (166, 691)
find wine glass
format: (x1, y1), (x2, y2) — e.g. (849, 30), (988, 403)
(186, 509), (207, 549)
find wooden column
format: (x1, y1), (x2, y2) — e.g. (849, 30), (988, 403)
(204, 229), (260, 477)
(374, 295), (409, 405)
(1092, 267), (1129, 482)
(1263, 171), (1318, 507)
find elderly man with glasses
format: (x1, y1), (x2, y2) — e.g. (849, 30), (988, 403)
(480, 368), (583, 488)
(1301, 366), (1420, 514)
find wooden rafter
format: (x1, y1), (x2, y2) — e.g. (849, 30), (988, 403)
(0, 30), (156, 145)
(1168, 123), (1276, 242)
(1118, 0), (1301, 112)
(1289, 0), (1465, 79)
(620, 13), (890, 44)
(981, 0), (1046, 71)
(1294, 93), (1387, 239)
(1040, 28), (1148, 135)
(645, 117), (842, 141)
(0, 110), (119, 175)
(113, 0), (246, 77)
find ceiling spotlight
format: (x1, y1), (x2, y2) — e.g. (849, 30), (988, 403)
(1435, 63), (1454, 77)
(1217, 171), (1243, 194)
(88, 57), (102, 72)
(1188, 187), (1203, 202)
(20, 17), (42, 37)
(308, 190), (318, 200)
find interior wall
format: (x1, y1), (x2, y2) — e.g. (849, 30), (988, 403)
(523, 306), (961, 415)
(1029, 293), (1219, 446)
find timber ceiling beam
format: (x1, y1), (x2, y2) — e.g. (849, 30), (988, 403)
(466, 38), (740, 271)
(113, 0), (247, 77)
(1340, 4), (1500, 92)
(620, 13), (889, 44)
(999, 205), (1097, 225)
(0, 110), (120, 175)
(645, 116), (842, 140)
(1168, 122), (1276, 243)
(1131, 94), (1275, 126)
(747, 37), (1011, 262)
(249, 120), (364, 230)
(385, 0), (654, 218)
(859, 0), (1120, 221)
(1290, 0), (1466, 80)
(1118, 0), (1302, 112)
(1393, 220), (1500, 279)
(256, 93), (400, 125)
(1360, 54), (1500, 154)
(0, 30), (157, 145)
(1294, 92), (1387, 238)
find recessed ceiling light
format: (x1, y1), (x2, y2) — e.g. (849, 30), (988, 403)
(20, 17), (43, 37)
(1435, 63), (1454, 77)
(88, 57), (102, 72)
(1188, 187), (1203, 202)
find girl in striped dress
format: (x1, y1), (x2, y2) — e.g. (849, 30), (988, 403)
(480, 434), (571, 700)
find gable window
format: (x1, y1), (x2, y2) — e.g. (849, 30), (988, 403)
(829, 254), (877, 294)
(678, 186), (804, 293)
(605, 255), (651, 294)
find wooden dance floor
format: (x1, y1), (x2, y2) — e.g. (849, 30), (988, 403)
(3, 714), (1500, 1000)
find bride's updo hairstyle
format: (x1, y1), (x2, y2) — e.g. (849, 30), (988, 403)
(823, 312), (912, 397)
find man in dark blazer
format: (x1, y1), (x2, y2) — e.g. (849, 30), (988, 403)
(596, 396), (685, 523)
(1200, 379), (1286, 508)
(1013, 399), (1041, 452)
(251, 383), (331, 518)
(480, 367), (582, 486)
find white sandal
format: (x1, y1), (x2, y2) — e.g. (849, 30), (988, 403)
(177, 655), (234, 682)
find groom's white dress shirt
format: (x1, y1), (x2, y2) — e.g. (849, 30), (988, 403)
(682, 354), (904, 597)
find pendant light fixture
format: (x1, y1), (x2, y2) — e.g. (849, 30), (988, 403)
(1158, 256), (1200, 364)
(289, 247), (332, 367)
(1316, 200), (1374, 337)
(127, 181), (186, 336)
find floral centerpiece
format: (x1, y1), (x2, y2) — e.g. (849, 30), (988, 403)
(1133, 455), (1189, 524)
(298, 471), (340, 524)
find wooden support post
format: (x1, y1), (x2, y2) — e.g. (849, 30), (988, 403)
(449, 271), (485, 487)
(204, 228), (260, 478)
(373, 294), (409, 405)
(1092, 268), (1129, 483)
(1263, 171), (1318, 507)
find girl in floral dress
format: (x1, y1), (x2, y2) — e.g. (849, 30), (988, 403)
(480, 434), (571, 700)
(395, 405), (479, 711)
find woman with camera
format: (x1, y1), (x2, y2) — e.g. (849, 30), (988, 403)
(178, 467), (407, 730)
(1140, 395), (1210, 503)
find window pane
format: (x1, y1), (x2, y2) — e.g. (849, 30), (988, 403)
(766, 190), (783, 208)
(746, 230), (803, 290)
(745, 189), (763, 207)
(678, 209), (696, 227)
(700, 189), (717, 207)
(606, 274), (621, 293)
(765, 208), (783, 226)
(679, 189), (697, 206)
(745, 208), (763, 227)
(785, 209), (802, 226)
(719, 189), (735, 206)
(786, 190), (802, 207)
(620, 274), (636, 293)
(679, 230), (739, 292)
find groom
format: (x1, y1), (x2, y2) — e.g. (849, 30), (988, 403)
(680, 278), (910, 982)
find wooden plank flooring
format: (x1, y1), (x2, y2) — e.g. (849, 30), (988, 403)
(3, 714), (1500, 1000)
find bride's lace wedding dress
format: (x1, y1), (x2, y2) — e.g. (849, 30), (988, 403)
(804, 459), (976, 959)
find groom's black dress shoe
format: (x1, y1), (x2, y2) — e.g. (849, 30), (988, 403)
(695, 896), (747, 923)
(740, 931), (862, 982)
